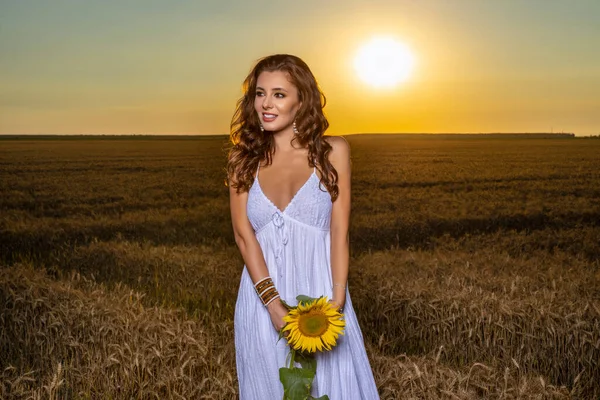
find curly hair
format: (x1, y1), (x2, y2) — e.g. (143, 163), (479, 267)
(227, 54), (339, 201)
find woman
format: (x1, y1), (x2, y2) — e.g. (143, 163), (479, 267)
(227, 54), (378, 399)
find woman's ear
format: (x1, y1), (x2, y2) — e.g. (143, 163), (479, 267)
(296, 102), (303, 118)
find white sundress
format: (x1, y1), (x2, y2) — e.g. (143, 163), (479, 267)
(234, 165), (380, 400)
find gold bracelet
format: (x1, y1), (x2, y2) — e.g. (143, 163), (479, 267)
(257, 283), (274, 296)
(255, 279), (272, 291)
(255, 280), (271, 289)
(262, 290), (280, 306)
(254, 277), (273, 294)
(255, 276), (270, 286)
(264, 293), (280, 306)
(253, 276), (280, 306)
(260, 287), (277, 300)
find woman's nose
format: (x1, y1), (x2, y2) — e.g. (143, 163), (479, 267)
(262, 95), (273, 109)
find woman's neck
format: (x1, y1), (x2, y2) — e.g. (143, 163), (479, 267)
(272, 128), (298, 152)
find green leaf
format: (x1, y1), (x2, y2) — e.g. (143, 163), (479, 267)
(280, 367), (315, 400)
(296, 294), (319, 306)
(309, 396), (330, 400)
(294, 351), (317, 374)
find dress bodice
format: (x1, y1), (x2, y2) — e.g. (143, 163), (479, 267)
(247, 170), (333, 234)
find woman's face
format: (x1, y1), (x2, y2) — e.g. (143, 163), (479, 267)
(254, 70), (301, 134)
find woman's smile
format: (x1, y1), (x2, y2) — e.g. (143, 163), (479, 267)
(262, 113), (277, 122)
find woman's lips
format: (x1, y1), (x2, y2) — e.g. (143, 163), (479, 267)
(262, 113), (277, 122)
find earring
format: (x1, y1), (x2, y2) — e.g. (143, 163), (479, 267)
(293, 121), (299, 135)
(259, 123), (264, 132)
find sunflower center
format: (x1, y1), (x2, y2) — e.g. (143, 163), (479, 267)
(297, 310), (329, 337)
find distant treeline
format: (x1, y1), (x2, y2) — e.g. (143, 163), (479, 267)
(349, 133), (577, 139)
(0, 134), (226, 141)
(0, 133), (578, 140)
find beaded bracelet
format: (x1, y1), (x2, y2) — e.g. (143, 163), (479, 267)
(333, 282), (347, 290)
(255, 277), (272, 292)
(254, 276), (280, 307)
(264, 292), (280, 306)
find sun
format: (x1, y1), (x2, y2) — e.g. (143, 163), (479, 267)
(354, 36), (415, 89)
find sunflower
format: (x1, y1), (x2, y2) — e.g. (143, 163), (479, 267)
(282, 296), (345, 353)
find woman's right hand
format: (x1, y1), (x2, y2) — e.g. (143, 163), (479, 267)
(267, 298), (288, 332)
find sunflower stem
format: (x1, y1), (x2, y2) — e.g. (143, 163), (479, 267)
(289, 348), (296, 369)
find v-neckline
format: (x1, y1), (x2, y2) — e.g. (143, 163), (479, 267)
(256, 169), (316, 214)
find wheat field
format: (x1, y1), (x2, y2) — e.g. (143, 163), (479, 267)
(1, 134), (599, 399)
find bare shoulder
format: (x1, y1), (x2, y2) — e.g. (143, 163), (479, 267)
(324, 135), (351, 164)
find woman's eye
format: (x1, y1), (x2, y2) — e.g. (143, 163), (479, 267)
(255, 91), (264, 97)
(275, 93), (285, 98)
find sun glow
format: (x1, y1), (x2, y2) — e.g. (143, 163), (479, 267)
(354, 36), (416, 89)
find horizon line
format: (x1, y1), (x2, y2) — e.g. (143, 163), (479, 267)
(0, 132), (582, 137)
(0, 133), (593, 140)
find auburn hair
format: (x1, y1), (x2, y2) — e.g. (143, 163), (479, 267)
(226, 54), (339, 201)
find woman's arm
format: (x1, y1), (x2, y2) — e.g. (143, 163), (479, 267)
(327, 137), (351, 309)
(229, 177), (288, 330)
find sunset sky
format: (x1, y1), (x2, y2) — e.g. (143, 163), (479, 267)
(1, 0), (599, 136)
